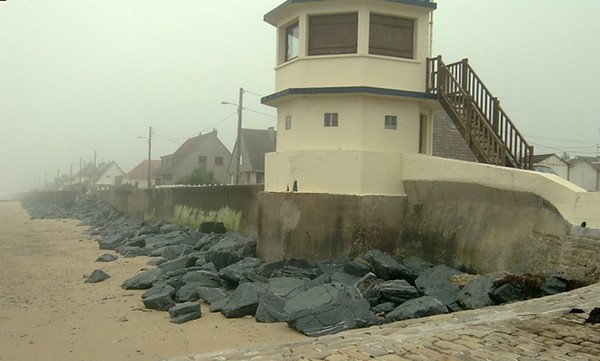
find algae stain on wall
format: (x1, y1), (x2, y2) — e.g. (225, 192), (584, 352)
(170, 205), (243, 231)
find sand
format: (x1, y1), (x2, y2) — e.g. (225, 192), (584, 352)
(0, 201), (305, 361)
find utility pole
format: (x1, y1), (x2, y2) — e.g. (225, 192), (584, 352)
(93, 150), (97, 191)
(147, 126), (153, 189)
(235, 87), (244, 185)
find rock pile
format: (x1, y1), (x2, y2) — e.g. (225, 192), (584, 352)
(21, 196), (571, 336)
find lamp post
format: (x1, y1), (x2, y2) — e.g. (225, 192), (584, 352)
(138, 126), (153, 189)
(221, 87), (244, 185)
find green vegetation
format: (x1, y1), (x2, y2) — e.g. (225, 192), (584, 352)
(171, 204), (242, 232)
(175, 166), (217, 186)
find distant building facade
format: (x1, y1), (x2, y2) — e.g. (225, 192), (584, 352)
(125, 159), (162, 188)
(228, 127), (277, 185)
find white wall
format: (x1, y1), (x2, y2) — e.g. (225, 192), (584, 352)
(568, 161), (598, 191)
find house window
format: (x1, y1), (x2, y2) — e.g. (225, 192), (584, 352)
(214, 156), (224, 166)
(285, 115), (292, 130)
(369, 14), (414, 59)
(324, 113), (338, 127)
(384, 115), (397, 130)
(198, 156), (207, 166)
(309, 13), (358, 56)
(286, 22), (299, 61)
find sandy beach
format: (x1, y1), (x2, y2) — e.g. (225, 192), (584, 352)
(0, 201), (305, 361)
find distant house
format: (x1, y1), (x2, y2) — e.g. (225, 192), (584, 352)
(432, 111), (477, 163)
(95, 161), (126, 190)
(125, 159), (162, 188)
(74, 162), (97, 185)
(158, 129), (232, 185)
(531, 153), (569, 179)
(227, 127), (277, 185)
(568, 157), (600, 191)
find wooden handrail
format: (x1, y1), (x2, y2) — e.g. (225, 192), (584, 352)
(427, 56), (534, 170)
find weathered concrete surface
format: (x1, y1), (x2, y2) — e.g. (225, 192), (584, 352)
(168, 282), (600, 361)
(97, 185), (262, 234)
(257, 192), (408, 262)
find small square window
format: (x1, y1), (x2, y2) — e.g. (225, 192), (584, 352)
(324, 113), (338, 127)
(214, 156), (224, 166)
(285, 115), (292, 130)
(384, 115), (397, 130)
(198, 156), (207, 166)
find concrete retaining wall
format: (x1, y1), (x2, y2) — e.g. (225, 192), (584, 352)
(97, 185), (263, 235)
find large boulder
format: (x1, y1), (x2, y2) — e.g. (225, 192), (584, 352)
(360, 250), (410, 280)
(283, 283), (376, 336)
(399, 256), (434, 283)
(158, 255), (199, 272)
(122, 268), (165, 290)
(221, 282), (269, 318)
(255, 277), (307, 323)
(374, 279), (420, 305)
(182, 270), (223, 288)
(161, 245), (195, 261)
(355, 272), (385, 306)
(96, 253), (118, 262)
(458, 275), (495, 310)
(99, 234), (128, 250)
(415, 265), (464, 310)
(199, 222), (226, 234)
(218, 257), (266, 286)
(385, 296), (448, 322)
(205, 233), (257, 271)
(142, 283), (176, 300)
(176, 282), (206, 302)
(143, 291), (176, 311)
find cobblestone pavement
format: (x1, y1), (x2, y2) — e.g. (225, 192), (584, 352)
(168, 283), (600, 361)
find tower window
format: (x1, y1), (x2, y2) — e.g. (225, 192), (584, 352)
(384, 115), (397, 130)
(286, 22), (299, 61)
(324, 113), (338, 127)
(309, 13), (358, 56)
(285, 115), (292, 130)
(369, 14), (414, 59)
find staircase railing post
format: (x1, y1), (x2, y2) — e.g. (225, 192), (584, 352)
(492, 97), (500, 133)
(461, 58), (469, 93)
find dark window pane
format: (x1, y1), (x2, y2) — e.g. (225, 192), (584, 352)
(370, 14), (414, 58)
(309, 13), (358, 55)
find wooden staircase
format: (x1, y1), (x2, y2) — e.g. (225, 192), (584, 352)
(427, 56), (534, 170)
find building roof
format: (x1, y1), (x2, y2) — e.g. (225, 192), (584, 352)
(568, 156), (600, 171)
(531, 153), (567, 164)
(265, 0), (436, 24)
(126, 159), (162, 179)
(96, 161), (125, 178)
(432, 111), (477, 163)
(229, 128), (277, 173)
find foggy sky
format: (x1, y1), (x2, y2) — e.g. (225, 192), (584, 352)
(1, 0), (599, 199)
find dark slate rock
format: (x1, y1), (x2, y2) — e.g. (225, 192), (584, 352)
(372, 302), (396, 314)
(257, 258), (312, 278)
(283, 284), (376, 336)
(194, 233), (224, 252)
(221, 282), (269, 318)
(197, 287), (231, 306)
(360, 250), (410, 280)
(315, 261), (344, 275)
(144, 235), (172, 252)
(400, 256), (435, 283)
(160, 223), (182, 234)
(161, 245), (195, 261)
(218, 257), (265, 285)
(415, 265), (463, 308)
(96, 253), (118, 262)
(176, 282), (207, 302)
(116, 246), (147, 258)
(122, 268), (165, 290)
(489, 283), (526, 305)
(137, 224), (160, 236)
(199, 262), (218, 273)
(272, 265), (322, 280)
(205, 233), (257, 271)
(375, 279), (420, 305)
(343, 260), (371, 277)
(147, 257), (167, 266)
(182, 270), (223, 288)
(199, 222), (226, 234)
(169, 302), (201, 324)
(142, 283), (176, 300)
(458, 275), (495, 310)
(85, 269), (110, 283)
(99, 234), (128, 250)
(158, 255), (199, 272)
(585, 307), (600, 325)
(143, 291), (176, 311)
(541, 276), (568, 296)
(330, 271), (362, 286)
(255, 277), (307, 323)
(125, 235), (146, 248)
(355, 272), (385, 306)
(208, 294), (231, 313)
(385, 296), (448, 322)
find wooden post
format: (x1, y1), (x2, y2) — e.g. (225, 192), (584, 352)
(492, 97), (500, 133)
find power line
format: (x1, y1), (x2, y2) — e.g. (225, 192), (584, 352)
(245, 107), (277, 119)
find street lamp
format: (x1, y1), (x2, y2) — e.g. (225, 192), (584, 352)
(137, 126), (152, 189)
(222, 88), (245, 185)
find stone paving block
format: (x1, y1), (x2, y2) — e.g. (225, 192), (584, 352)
(339, 348), (372, 361)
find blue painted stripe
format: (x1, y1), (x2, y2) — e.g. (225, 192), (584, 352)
(261, 86), (438, 104)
